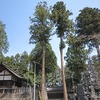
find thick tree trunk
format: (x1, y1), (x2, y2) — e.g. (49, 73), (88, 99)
(95, 43), (100, 61)
(41, 46), (48, 100)
(60, 38), (68, 100)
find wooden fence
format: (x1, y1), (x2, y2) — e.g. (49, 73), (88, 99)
(0, 87), (34, 93)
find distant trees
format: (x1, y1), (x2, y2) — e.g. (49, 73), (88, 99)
(4, 51), (29, 75)
(29, 1), (53, 100)
(51, 1), (73, 100)
(0, 20), (9, 62)
(3, 51), (34, 85)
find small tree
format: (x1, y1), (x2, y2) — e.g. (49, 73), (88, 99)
(29, 2), (53, 100)
(51, 1), (73, 100)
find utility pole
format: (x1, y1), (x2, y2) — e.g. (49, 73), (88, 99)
(33, 61), (41, 100)
(34, 61), (36, 100)
(27, 64), (30, 87)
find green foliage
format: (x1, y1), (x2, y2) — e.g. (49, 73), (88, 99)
(51, 1), (74, 52)
(51, 2), (73, 99)
(30, 43), (59, 86)
(51, 1), (73, 38)
(29, 1), (53, 46)
(59, 39), (65, 49)
(76, 7), (100, 36)
(4, 51), (30, 75)
(20, 51), (30, 73)
(4, 51), (35, 85)
(30, 43), (58, 75)
(3, 56), (15, 68)
(65, 34), (88, 81)
(29, 2), (53, 99)
(24, 66), (34, 86)
(46, 70), (62, 87)
(0, 20), (9, 62)
(76, 7), (100, 60)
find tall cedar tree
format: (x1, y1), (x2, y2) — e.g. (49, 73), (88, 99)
(29, 2), (53, 100)
(0, 20), (9, 61)
(51, 1), (73, 100)
(76, 7), (100, 61)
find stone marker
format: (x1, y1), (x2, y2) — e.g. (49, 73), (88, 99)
(77, 84), (87, 100)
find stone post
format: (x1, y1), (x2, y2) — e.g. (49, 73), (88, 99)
(76, 84), (87, 100)
(90, 85), (97, 100)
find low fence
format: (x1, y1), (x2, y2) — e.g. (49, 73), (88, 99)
(0, 87), (34, 93)
(0, 87), (40, 100)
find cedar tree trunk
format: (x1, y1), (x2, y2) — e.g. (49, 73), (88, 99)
(41, 46), (48, 100)
(60, 37), (68, 100)
(95, 42), (100, 61)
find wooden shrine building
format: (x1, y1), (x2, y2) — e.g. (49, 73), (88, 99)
(0, 63), (25, 88)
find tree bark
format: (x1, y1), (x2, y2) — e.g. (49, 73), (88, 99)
(41, 46), (48, 100)
(60, 37), (68, 100)
(95, 43), (100, 62)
